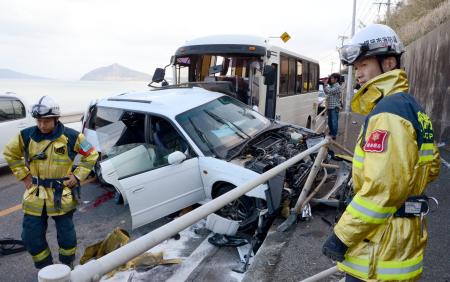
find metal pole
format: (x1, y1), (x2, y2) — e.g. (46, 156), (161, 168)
(300, 266), (339, 282)
(337, 35), (348, 74)
(293, 145), (329, 213)
(343, 0), (357, 145)
(62, 138), (330, 282)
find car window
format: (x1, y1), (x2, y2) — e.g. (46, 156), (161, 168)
(149, 116), (190, 168)
(0, 99), (17, 122)
(12, 100), (26, 119)
(94, 107), (191, 178)
(94, 108), (147, 158)
(176, 96), (270, 158)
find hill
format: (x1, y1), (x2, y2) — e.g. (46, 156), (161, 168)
(80, 63), (152, 81)
(0, 68), (47, 79)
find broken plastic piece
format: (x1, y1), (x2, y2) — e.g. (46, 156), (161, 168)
(206, 213), (239, 235)
(208, 234), (248, 247)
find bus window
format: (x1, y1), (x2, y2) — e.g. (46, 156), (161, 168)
(288, 58), (296, 95)
(279, 55), (289, 95)
(309, 63), (319, 91)
(296, 61), (303, 94)
(302, 62), (310, 92)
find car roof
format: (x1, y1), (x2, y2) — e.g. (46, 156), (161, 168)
(0, 92), (21, 99)
(97, 87), (225, 118)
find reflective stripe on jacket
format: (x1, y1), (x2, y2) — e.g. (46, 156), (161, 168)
(3, 122), (99, 216)
(334, 70), (440, 281)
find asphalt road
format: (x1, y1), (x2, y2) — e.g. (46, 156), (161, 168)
(243, 113), (450, 281)
(0, 167), (248, 282)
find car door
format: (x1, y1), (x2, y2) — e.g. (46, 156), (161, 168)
(101, 115), (205, 229)
(0, 98), (30, 166)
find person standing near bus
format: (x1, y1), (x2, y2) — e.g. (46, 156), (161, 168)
(3, 96), (98, 269)
(321, 24), (440, 281)
(324, 73), (342, 140)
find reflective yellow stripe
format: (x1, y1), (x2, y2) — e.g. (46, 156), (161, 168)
(22, 202), (44, 214)
(353, 146), (365, 169)
(78, 162), (94, 170)
(339, 255), (423, 281)
(338, 256), (369, 279)
(59, 246), (76, 256)
(53, 159), (71, 164)
(7, 160), (25, 169)
(419, 143), (434, 163)
(32, 248), (51, 262)
(377, 256), (423, 280)
(347, 195), (396, 224)
(420, 143), (434, 150)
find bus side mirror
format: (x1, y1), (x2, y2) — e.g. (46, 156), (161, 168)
(263, 65), (276, 85)
(152, 68), (166, 83)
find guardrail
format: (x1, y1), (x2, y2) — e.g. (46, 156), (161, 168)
(59, 112), (83, 124)
(38, 137), (331, 282)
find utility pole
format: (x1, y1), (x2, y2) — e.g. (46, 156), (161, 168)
(337, 35), (348, 74)
(330, 61), (335, 73)
(345, 0), (356, 114)
(343, 0), (357, 145)
(374, 0), (393, 24)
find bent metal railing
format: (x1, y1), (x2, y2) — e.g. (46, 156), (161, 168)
(38, 137), (331, 282)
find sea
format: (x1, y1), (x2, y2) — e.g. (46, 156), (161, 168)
(0, 79), (152, 131)
(0, 79), (150, 116)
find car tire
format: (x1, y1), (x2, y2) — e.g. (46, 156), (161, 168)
(214, 184), (258, 233)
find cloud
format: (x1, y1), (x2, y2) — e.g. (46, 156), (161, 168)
(0, 0), (371, 79)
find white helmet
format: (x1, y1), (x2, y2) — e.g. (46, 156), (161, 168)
(31, 96), (61, 118)
(339, 24), (405, 66)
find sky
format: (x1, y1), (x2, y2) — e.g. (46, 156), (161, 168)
(0, 0), (387, 80)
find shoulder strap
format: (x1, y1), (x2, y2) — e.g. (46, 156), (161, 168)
(360, 93), (425, 148)
(63, 126), (80, 160)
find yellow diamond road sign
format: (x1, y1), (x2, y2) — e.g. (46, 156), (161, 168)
(280, 32), (291, 43)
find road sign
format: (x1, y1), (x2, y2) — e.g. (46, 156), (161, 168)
(280, 32), (291, 43)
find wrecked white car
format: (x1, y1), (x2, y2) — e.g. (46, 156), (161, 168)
(82, 86), (324, 230)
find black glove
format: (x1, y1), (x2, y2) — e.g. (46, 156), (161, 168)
(322, 232), (348, 262)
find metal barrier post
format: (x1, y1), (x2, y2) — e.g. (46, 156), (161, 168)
(300, 265), (339, 282)
(45, 137), (331, 282)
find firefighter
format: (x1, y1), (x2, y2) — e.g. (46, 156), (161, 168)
(3, 96), (99, 269)
(322, 24), (441, 281)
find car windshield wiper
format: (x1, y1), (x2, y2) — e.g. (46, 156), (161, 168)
(203, 110), (250, 140)
(188, 117), (220, 157)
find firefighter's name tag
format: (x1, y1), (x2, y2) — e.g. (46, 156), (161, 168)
(405, 201), (422, 214)
(363, 130), (388, 153)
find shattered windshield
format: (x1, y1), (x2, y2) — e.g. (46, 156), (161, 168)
(176, 96), (270, 158)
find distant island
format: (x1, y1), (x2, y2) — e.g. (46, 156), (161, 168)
(0, 68), (47, 79)
(80, 63), (152, 81)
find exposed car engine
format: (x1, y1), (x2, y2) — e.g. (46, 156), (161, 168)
(232, 125), (325, 192)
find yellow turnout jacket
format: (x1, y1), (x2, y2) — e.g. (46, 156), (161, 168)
(334, 70), (440, 281)
(3, 122), (98, 216)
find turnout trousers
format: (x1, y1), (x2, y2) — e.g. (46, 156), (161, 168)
(22, 206), (76, 269)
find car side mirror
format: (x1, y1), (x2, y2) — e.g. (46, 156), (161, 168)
(152, 68), (166, 83)
(263, 65), (276, 85)
(168, 151), (187, 165)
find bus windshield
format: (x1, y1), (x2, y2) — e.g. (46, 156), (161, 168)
(176, 96), (270, 158)
(174, 53), (263, 105)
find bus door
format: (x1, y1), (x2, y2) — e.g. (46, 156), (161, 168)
(249, 61), (262, 110)
(265, 64), (277, 119)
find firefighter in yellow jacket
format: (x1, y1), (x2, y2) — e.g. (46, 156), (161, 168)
(322, 24), (440, 281)
(3, 96), (98, 269)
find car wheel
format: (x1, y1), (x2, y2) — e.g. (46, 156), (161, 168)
(214, 184), (258, 233)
